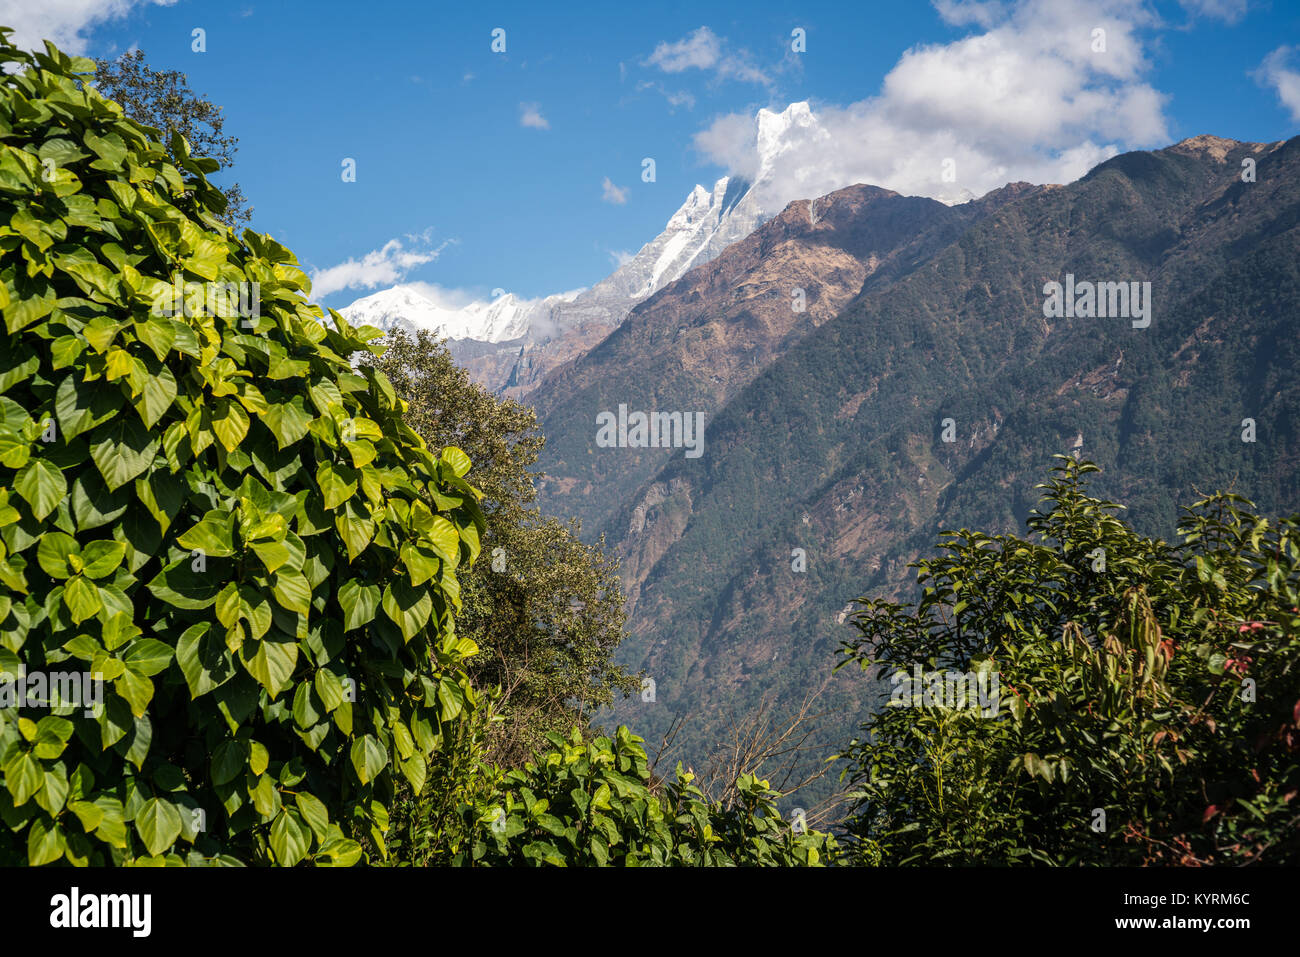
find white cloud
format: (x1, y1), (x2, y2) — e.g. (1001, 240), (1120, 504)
(648, 26), (721, 72)
(310, 234), (450, 299)
(519, 102), (549, 129)
(646, 26), (770, 86)
(666, 90), (697, 110)
(1177, 0), (1248, 23)
(0, 0), (176, 54)
(934, 0), (1009, 28)
(608, 249), (634, 268)
(1255, 46), (1300, 121)
(601, 177), (629, 205)
(634, 80), (696, 111)
(694, 0), (1174, 209)
(398, 281), (479, 311)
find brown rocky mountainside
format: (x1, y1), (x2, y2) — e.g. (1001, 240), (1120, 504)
(529, 182), (1039, 537)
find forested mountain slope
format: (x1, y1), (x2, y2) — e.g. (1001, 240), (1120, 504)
(534, 135), (1300, 787)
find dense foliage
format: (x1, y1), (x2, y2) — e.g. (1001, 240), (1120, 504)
(395, 724), (835, 866)
(369, 331), (636, 767)
(4, 30), (1292, 871)
(837, 458), (1300, 864)
(0, 34), (485, 865)
(0, 34), (834, 869)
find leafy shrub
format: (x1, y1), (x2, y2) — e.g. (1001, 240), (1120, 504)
(432, 726), (836, 866)
(0, 34), (485, 865)
(837, 458), (1300, 864)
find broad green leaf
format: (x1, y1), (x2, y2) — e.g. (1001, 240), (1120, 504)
(271, 571), (311, 614)
(292, 682), (321, 730)
(176, 511), (237, 558)
(115, 668), (154, 716)
(249, 741), (269, 776)
(148, 558), (226, 610)
(350, 735), (387, 785)
(399, 752), (427, 793)
(337, 579), (380, 631)
(295, 792), (330, 842)
(176, 622), (232, 699)
(71, 472), (130, 531)
(260, 394), (312, 449)
(425, 515), (461, 564)
(135, 798), (183, 856)
(251, 539), (291, 574)
(36, 530), (79, 578)
(80, 539), (126, 578)
(89, 416), (159, 491)
(335, 508), (373, 562)
(5, 750), (42, 805)
(316, 462), (356, 510)
(314, 669), (347, 712)
(15, 457), (66, 521)
(381, 579), (432, 642)
(133, 364), (178, 429)
(62, 575), (102, 624)
(212, 396), (250, 452)
(238, 633), (298, 698)
(441, 446), (472, 477)
(249, 773), (281, 818)
(270, 808), (311, 866)
(123, 638), (174, 677)
(54, 373), (119, 440)
(210, 739), (246, 786)
(27, 818), (64, 866)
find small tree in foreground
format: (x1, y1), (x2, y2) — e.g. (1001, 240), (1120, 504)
(837, 458), (1300, 865)
(368, 331), (636, 768)
(392, 724), (837, 866)
(92, 49), (251, 228)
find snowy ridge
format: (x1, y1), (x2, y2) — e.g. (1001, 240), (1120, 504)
(340, 286), (581, 343)
(339, 102), (824, 344)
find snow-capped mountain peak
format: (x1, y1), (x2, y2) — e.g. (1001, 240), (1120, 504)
(339, 285), (555, 343)
(341, 102), (830, 349)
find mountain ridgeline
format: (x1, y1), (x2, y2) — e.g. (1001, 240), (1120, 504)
(528, 134), (1300, 788)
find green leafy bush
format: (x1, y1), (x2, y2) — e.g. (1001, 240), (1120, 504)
(837, 458), (1300, 864)
(418, 725), (837, 866)
(0, 33), (485, 865)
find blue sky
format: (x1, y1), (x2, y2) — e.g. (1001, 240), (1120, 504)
(5, 0), (1298, 307)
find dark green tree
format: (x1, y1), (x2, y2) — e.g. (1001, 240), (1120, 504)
(367, 330), (637, 766)
(91, 49), (251, 228)
(837, 458), (1300, 865)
